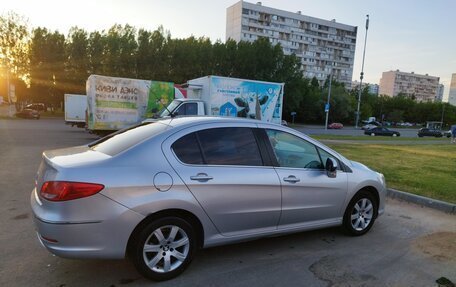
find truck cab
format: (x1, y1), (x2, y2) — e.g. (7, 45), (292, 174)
(144, 99), (206, 123)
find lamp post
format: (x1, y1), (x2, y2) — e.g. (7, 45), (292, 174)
(355, 14), (369, 129)
(324, 67), (332, 130)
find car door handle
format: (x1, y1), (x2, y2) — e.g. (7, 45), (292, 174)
(283, 176), (300, 183)
(190, 173), (213, 182)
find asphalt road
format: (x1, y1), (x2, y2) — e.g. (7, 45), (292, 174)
(292, 124), (425, 138)
(1, 118), (455, 287)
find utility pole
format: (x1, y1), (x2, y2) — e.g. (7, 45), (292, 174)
(440, 103), (445, 129)
(355, 15), (369, 129)
(324, 68), (332, 130)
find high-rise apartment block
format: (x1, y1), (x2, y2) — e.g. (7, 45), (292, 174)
(226, 1), (357, 86)
(351, 81), (379, 95)
(449, 74), (456, 106)
(435, 84), (444, 102)
(378, 70), (440, 102)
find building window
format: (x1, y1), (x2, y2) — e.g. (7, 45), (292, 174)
(242, 8), (249, 15)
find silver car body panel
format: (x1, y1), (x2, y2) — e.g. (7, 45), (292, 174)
(31, 116), (386, 258)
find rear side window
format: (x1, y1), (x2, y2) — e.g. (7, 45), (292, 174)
(172, 133), (204, 164)
(172, 127), (263, 166)
(198, 128), (263, 166)
(90, 122), (168, 156)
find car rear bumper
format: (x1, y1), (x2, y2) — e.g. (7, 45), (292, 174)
(31, 188), (144, 259)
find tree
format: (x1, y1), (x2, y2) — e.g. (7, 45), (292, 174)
(29, 27), (66, 106)
(65, 27), (89, 94)
(0, 12), (30, 102)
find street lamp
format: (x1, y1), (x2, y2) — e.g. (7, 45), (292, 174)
(324, 67), (333, 130)
(355, 14), (370, 129)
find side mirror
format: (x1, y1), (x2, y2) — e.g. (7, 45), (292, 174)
(326, 158), (338, 178)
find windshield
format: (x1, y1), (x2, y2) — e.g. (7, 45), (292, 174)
(159, 100), (181, 118)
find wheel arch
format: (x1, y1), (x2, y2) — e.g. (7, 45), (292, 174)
(126, 208), (205, 257)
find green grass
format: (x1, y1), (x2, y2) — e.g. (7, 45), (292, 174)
(325, 143), (456, 203)
(312, 134), (448, 141)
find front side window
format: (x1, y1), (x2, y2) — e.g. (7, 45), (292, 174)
(266, 129), (322, 169)
(198, 127), (263, 166)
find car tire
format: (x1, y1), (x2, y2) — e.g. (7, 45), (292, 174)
(392, 133), (397, 137)
(370, 133), (375, 136)
(130, 217), (196, 281)
(342, 190), (378, 236)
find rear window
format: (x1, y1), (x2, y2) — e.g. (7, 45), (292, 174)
(90, 122), (168, 156)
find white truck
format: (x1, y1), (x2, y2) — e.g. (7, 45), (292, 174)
(86, 75), (185, 133)
(64, 94), (87, 128)
(156, 75), (284, 124)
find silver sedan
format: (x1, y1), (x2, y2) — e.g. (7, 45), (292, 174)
(31, 117), (386, 281)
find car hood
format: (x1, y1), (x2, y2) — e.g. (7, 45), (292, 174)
(350, 160), (374, 172)
(43, 145), (111, 168)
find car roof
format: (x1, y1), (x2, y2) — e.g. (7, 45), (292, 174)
(157, 116), (278, 128)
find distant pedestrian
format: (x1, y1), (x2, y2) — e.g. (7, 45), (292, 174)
(451, 125), (456, 144)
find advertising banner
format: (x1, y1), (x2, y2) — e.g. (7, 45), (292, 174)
(210, 77), (283, 124)
(87, 75), (174, 130)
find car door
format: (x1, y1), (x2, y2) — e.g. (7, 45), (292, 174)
(162, 123), (281, 236)
(261, 128), (348, 228)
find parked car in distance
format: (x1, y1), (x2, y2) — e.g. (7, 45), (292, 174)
(25, 103), (46, 112)
(362, 123), (379, 130)
(16, 108), (40, 119)
(31, 117), (386, 281)
(328, 122), (343, 129)
(365, 127), (400, 137)
(361, 121), (381, 130)
(443, 130), (452, 138)
(417, 128), (442, 138)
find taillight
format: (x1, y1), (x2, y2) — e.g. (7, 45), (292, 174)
(40, 181), (104, 201)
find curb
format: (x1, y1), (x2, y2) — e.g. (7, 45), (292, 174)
(387, 188), (456, 214)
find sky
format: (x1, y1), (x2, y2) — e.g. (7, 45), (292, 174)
(2, 0), (455, 100)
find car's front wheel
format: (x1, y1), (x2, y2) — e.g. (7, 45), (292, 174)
(370, 133), (375, 136)
(130, 217), (196, 281)
(343, 191), (378, 236)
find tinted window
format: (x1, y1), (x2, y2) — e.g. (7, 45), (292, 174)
(197, 128), (263, 166)
(266, 130), (322, 169)
(90, 122), (168, 156)
(172, 133), (204, 164)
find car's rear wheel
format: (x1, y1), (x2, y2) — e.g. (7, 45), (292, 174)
(130, 217), (196, 281)
(392, 133), (397, 137)
(343, 190), (377, 236)
(370, 133), (375, 136)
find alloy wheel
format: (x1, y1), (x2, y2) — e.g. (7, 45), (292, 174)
(143, 225), (190, 273)
(350, 198), (374, 231)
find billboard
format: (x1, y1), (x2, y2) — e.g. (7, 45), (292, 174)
(87, 75), (174, 130)
(210, 77), (283, 124)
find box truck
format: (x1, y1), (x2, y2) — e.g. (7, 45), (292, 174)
(86, 75), (185, 133)
(155, 75), (284, 124)
(64, 94), (87, 128)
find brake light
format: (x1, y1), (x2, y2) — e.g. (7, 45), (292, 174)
(40, 181), (104, 201)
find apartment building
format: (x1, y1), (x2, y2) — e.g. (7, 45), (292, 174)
(435, 84), (444, 102)
(226, 1), (357, 86)
(378, 70), (440, 102)
(351, 81), (379, 95)
(449, 74), (456, 106)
